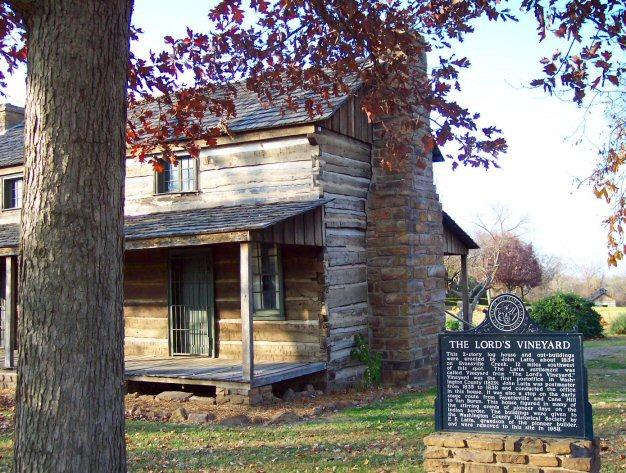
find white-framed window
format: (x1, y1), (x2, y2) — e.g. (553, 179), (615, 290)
(155, 156), (197, 194)
(2, 174), (22, 210)
(251, 243), (284, 320)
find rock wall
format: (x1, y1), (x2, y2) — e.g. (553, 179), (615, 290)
(423, 433), (600, 473)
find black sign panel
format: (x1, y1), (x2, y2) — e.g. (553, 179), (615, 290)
(435, 293), (593, 439)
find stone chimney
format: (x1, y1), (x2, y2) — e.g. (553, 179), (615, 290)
(366, 39), (446, 386)
(0, 103), (24, 133)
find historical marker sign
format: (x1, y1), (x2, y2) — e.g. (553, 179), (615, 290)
(435, 293), (593, 439)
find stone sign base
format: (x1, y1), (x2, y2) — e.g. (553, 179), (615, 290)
(423, 433), (600, 473)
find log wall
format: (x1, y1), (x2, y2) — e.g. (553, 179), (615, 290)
(315, 128), (372, 386)
(125, 135), (321, 215)
(123, 244), (326, 362)
(123, 249), (170, 357)
(215, 244), (326, 362)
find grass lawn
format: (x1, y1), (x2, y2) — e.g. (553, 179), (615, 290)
(0, 338), (623, 472)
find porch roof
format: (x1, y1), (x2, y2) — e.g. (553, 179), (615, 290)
(442, 210), (479, 255)
(0, 198), (330, 254)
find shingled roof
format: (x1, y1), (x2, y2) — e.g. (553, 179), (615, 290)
(0, 199), (330, 251)
(156, 79), (357, 136)
(0, 79), (358, 169)
(588, 288), (612, 302)
(0, 122), (25, 168)
(124, 199), (330, 241)
(442, 211), (479, 250)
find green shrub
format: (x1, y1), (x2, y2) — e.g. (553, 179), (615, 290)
(446, 319), (461, 331)
(351, 334), (382, 388)
(530, 293), (604, 339)
(609, 313), (626, 335)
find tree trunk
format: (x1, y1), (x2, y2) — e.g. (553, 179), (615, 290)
(12, 1), (133, 471)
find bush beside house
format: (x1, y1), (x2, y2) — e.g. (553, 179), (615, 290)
(530, 293), (604, 339)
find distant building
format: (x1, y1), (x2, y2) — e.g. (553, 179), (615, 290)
(588, 288), (617, 307)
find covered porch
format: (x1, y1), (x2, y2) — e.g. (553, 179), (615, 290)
(442, 211), (480, 327)
(0, 199), (330, 399)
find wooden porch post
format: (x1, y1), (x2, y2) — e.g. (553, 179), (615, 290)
(4, 256), (16, 369)
(460, 254), (470, 327)
(240, 242), (254, 382)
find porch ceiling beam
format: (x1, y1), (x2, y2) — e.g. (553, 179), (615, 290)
(124, 230), (251, 251)
(0, 248), (18, 257)
(240, 242), (254, 383)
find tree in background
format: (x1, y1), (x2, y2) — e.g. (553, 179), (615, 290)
(495, 236), (543, 300)
(0, 0), (623, 470)
(445, 207), (527, 320)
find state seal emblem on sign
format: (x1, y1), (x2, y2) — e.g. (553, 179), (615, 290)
(488, 293), (525, 332)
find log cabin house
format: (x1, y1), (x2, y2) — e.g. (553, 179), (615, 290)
(0, 81), (476, 402)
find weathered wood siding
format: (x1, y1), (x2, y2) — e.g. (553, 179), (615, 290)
(315, 127), (372, 385)
(443, 226), (469, 256)
(125, 135), (321, 215)
(123, 249), (169, 357)
(319, 92), (373, 143)
(216, 244), (325, 362)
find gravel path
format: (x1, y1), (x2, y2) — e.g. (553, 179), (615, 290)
(584, 345), (624, 360)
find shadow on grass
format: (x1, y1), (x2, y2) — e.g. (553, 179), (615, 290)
(125, 391), (435, 471)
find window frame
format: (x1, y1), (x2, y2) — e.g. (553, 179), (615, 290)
(251, 243), (285, 321)
(153, 155), (199, 195)
(1, 173), (23, 211)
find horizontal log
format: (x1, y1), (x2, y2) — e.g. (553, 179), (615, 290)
(124, 337), (169, 357)
(125, 316), (168, 330)
(202, 140), (316, 170)
(328, 347), (356, 364)
(124, 282), (168, 300)
(126, 188), (321, 215)
(200, 161), (314, 189)
(218, 320), (320, 343)
(324, 229), (366, 249)
(219, 340), (323, 362)
(325, 265), (367, 286)
(326, 282), (368, 309)
(332, 365), (367, 381)
(123, 304), (168, 319)
(327, 303), (369, 329)
(314, 129), (371, 163)
(325, 249), (366, 267)
(320, 152), (372, 179)
(323, 194), (366, 212)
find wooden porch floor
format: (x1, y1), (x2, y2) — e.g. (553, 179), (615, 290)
(0, 349), (326, 389)
(125, 356), (326, 388)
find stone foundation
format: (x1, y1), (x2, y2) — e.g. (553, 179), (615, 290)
(215, 385), (277, 406)
(423, 433), (600, 473)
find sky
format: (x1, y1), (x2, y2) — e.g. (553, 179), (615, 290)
(1, 1), (619, 275)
